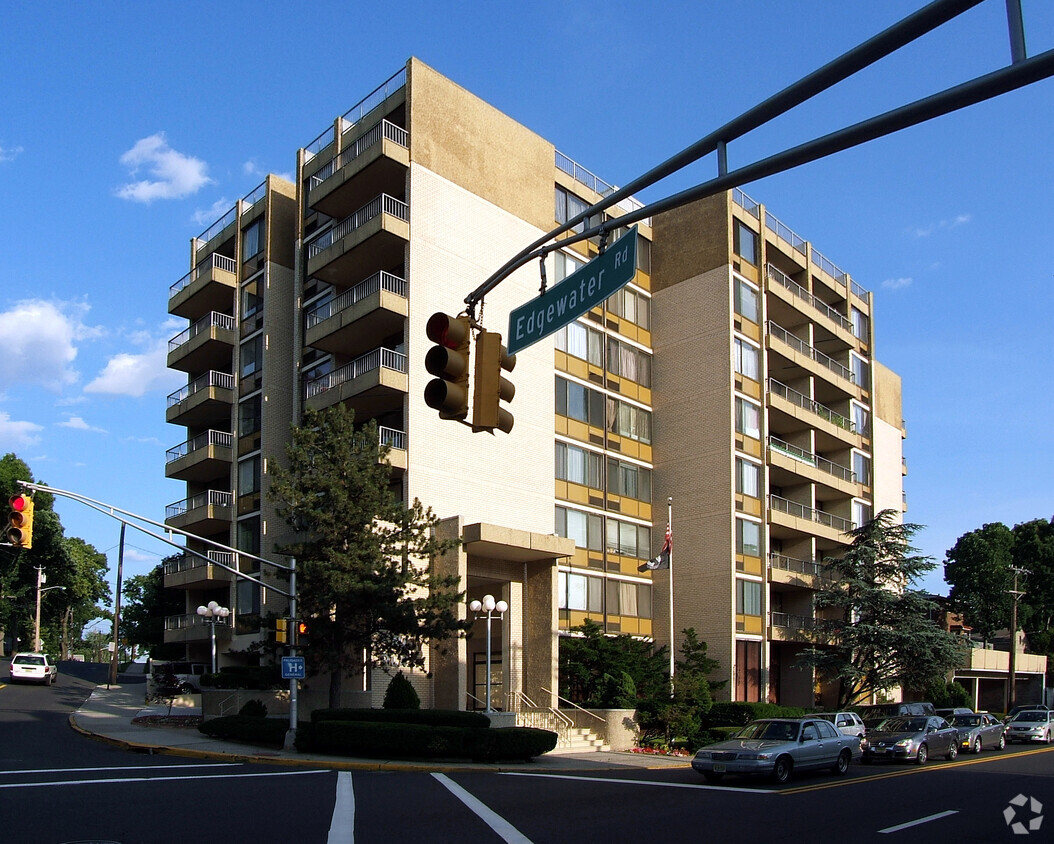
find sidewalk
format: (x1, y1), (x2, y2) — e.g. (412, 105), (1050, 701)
(70, 684), (692, 774)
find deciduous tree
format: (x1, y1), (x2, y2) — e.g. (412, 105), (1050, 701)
(944, 522), (1014, 643)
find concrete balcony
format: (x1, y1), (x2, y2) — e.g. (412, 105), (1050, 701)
(167, 312), (236, 374)
(169, 253), (237, 321)
(767, 321), (858, 398)
(767, 436), (857, 497)
(165, 430), (233, 483)
(166, 371), (234, 429)
(163, 613), (233, 645)
(163, 550), (236, 590)
(165, 490), (233, 535)
(305, 271), (408, 358)
(767, 378), (862, 452)
(304, 347), (408, 418)
(768, 494), (853, 544)
(306, 194), (408, 285)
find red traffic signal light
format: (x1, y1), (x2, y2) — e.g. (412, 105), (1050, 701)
(296, 620), (309, 647)
(472, 330), (516, 433)
(7, 494), (34, 549)
(424, 313), (471, 420)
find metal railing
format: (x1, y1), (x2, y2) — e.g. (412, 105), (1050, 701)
(768, 436), (854, 482)
(733, 187), (760, 219)
(768, 552), (829, 579)
(850, 279), (869, 300)
(769, 494), (853, 533)
(303, 348), (407, 399)
(766, 264), (853, 332)
(769, 611), (818, 631)
(163, 549), (236, 575)
(768, 322), (853, 383)
(168, 312), (236, 353)
(167, 371), (235, 408)
(767, 379), (854, 432)
(307, 194), (409, 259)
(165, 430), (233, 464)
(764, 212), (806, 254)
(378, 426), (406, 451)
(555, 150), (647, 220)
(304, 67), (407, 159)
(169, 253), (238, 299)
(164, 613), (232, 631)
(194, 205), (238, 256)
(304, 271), (407, 328)
(310, 120), (408, 188)
(812, 248), (846, 282)
(165, 490), (233, 520)
(240, 179), (268, 213)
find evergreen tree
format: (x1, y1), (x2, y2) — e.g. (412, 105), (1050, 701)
(267, 404), (468, 708)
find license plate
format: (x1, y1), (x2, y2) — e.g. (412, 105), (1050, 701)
(712, 763), (726, 773)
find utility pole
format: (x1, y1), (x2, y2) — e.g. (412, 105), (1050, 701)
(1006, 565), (1029, 713)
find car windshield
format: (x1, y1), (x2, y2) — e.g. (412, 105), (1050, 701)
(950, 715), (981, 727)
(736, 721), (799, 742)
(1013, 711), (1045, 722)
(875, 717), (927, 732)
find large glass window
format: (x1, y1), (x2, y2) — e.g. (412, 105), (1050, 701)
(736, 517), (761, 556)
(851, 401), (870, 437)
(241, 334), (263, 379)
(556, 442), (603, 489)
(734, 221), (759, 266)
(556, 321), (602, 366)
(851, 352), (869, 388)
(736, 457), (761, 498)
(605, 517), (650, 558)
(735, 396), (761, 439)
(608, 337), (652, 387)
(853, 499), (872, 529)
(555, 506), (603, 551)
(559, 571), (603, 613)
(608, 287), (651, 330)
(555, 186), (591, 234)
(734, 337), (760, 380)
(734, 278), (760, 323)
(553, 251), (585, 283)
(607, 458), (652, 502)
(851, 306), (869, 341)
(242, 219), (263, 261)
(241, 277), (262, 322)
(239, 395), (261, 439)
(736, 578), (762, 616)
(853, 451), (871, 486)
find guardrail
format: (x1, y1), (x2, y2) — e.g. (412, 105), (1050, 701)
(768, 322), (853, 383)
(165, 490), (233, 520)
(768, 436), (854, 482)
(767, 379), (854, 432)
(165, 430), (233, 463)
(310, 120), (408, 187)
(169, 253), (238, 299)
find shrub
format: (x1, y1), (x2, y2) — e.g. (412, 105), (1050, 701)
(702, 702), (806, 728)
(310, 707), (490, 728)
(308, 720), (557, 761)
(239, 698), (268, 718)
(382, 672), (421, 710)
(199, 666), (284, 690)
(199, 715), (289, 746)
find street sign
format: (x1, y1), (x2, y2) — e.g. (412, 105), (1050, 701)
(507, 225), (637, 355)
(281, 656), (306, 680)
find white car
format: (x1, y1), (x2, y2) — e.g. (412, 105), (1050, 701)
(814, 711), (867, 740)
(1006, 710), (1054, 744)
(9, 653), (58, 686)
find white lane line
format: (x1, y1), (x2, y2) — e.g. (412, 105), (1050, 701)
(501, 771), (773, 794)
(327, 771), (355, 844)
(879, 810), (959, 834)
(0, 769), (330, 789)
(0, 763), (241, 776)
(433, 773), (534, 844)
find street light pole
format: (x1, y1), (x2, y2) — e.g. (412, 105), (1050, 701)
(469, 594), (508, 712)
(196, 601), (230, 673)
(33, 567), (66, 652)
(1006, 565), (1029, 713)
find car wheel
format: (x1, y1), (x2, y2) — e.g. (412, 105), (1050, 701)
(702, 772), (724, 784)
(915, 743), (928, 765)
(45, 673), (53, 686)
(972, 737), (982, 754)
(1046, 730), (1052, 744)
(946, 742), (958, 761)
(997, 734), (1006, 750)
(771, 755), (793, 785)
(832, 749), (851, 775)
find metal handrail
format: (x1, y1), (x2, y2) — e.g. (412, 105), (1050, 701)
(766, 264), (853, 332)
(733, 187), (760, 219)
(767, 436), (854, 482)
(764, 212), (807, 253)
(769, 494), (853, 533)
(768, 552), (828, 579)
(304, 66), (406, 158)
(165, 430), (234, 463)
(541, 686), (606, 722)
(195, 205), (237, 255)
(165, 489), (233, 519)
(169, 253), (238, 299)
(303, 348), (407, 399)
(310, 120), (409, 187)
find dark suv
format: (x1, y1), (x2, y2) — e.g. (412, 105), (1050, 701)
(857, 702), (936, 728)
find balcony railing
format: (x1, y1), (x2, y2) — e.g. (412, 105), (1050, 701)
(770, 611), (818, 631)
(766, 265), (852, 333)
(768, 436), (854, 483)
(304, 348), (408, 399)
(310, 120), (408, 188)
(769, 552), (830, 579)
(165, 613), (232, 632)
(305, 271), (407, 328)
(555, 150), (647, 220)
(304, 67), (407, 159)
(194, 205), (238, 257)
(764, 213), (806, 254)
(767, 379), (854, 432)
(165, 430), (233, 464)
(165, 490), (233, 520)
(769, 494), (853, 534)
(307, 194), (409, 259)
(168, 371), (235, 407)
(732, 187), (760, 219)
(379, 426), (406, 450)
(169, 253), (238, 299)
(163, 549), (236, 575)
(168, 312), (236, 353)
(768, 322), (853, 384)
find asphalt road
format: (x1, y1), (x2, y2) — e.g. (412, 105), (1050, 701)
(1, 662), (1051, 843)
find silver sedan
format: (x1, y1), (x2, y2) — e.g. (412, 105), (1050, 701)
(861, 716), (959, 765)
(949, 713), (1006, 753)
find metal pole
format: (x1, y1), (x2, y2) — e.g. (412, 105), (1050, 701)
(33, 566), (42, 652)
(668, 498), (674, 691)
(210, 622), (217, 674)
(1006, 0), (1027, 64)
(285, 557), (298, 752)
(108, 522), (125, 686)
(1006, 565), (1027, 713)
(485, 609), (493, 713)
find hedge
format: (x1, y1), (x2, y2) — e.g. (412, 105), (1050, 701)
(199, 666), (284, 690)
(199, 715), (291, 746)
(310, 707), (491, 729)
(702, 702), (807, 728)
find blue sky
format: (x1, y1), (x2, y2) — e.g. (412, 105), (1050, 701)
(1, 0), (1052, 606)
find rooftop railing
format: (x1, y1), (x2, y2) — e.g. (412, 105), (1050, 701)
(165, 489), (233, 520)
(733, 187), (760, 218)
(769, 494), (853, 534)
(169, 253), (238, 299)
(194, 205), (237, 256)
(768, 322), (853, 384)
(240, 179), (268, 213)
(767, 379), (854, 433)
(304, 67), (407, 159)
(764, 212), (806, 254)
(167, 371), (235, 408)
(768, 436), (854, 483)
(307, 194), (409, 259)
(303, 348), (408, 399)
(766, 264), (852, 333)
(168, 312), (236, 353)
(555, 150), (647, 221)
(165, 430), (233, 464)
(305, 271), (407, 329)
(310, 120), (408, 188)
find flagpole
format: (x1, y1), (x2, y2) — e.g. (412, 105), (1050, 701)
(667, 496), (674, 690)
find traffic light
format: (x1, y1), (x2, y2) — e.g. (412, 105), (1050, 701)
(275, 618), (288, 644)
(296, 620), (310, 648)
(424, 313), (471, 420)
(7, 493), (34, 549)
(472, 330), (516, 433)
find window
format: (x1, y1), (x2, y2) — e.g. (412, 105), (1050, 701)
(736, 457), (761, 498)
(607, 458), (652, 502)
(608, 397), (652, 444)
(735, 396), (761, 439)
(605, 517), (650, 558)
(608, 287), (651, 330)
(853, 451), (871, 486)
(238, 455), (261, 515)
(736, 578), (762, 616)
(555, 186), (596, 235)
(239, 395), (261, 439)
(242, 219), (263, 261)
(241, 277), (262, 322)
(851, 401), (870, 437)
(608, 337), (652, 386)
(736, 518), (761, 556)
(553, 250), (585, 283)
(559, 571), (603, 613)
(734, 337), (760, 380)
(556, 442), (603, 489)
(555, 377), (604, 426)
(851, 306), (869, 341)
(734, 278), (760, 323)
(852, 500), (872, 529)
(241, 334), (263, 379)
(555, 321), (602, 366)
(734, 221), (759, 265)
(555, 506), (603, 551)
(851, 352), (869, 388)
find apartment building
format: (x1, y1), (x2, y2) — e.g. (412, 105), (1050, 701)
(161, 57), (904, 713)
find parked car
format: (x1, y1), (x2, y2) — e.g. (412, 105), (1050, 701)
(813, 711), (867, 740)
(1005, 710), (1054, 744)
(691, 717), (860, 785)
(861, 716), (959, 765)
(936, 707), (974, 720)
(949, 712), (1006, 753)
(1005, 704), (1051, 724)
(9, 652), (58, 686)
(857, 701), (936, 728)
(146, 660), (208, 696)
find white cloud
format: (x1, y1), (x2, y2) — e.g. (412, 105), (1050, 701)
(912, 213), (972, 238)
(0, 299), (101, 391)
(116, 133), (212, 202)
(58, 415), (107, 433)
(191, 197), (234, 228)
(243, 159), (260, 176)
(0, 144), (24, 163)
(0, 411), (43, 449)
(882, 277), (913, 291)
(84, 332), (184, 398)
